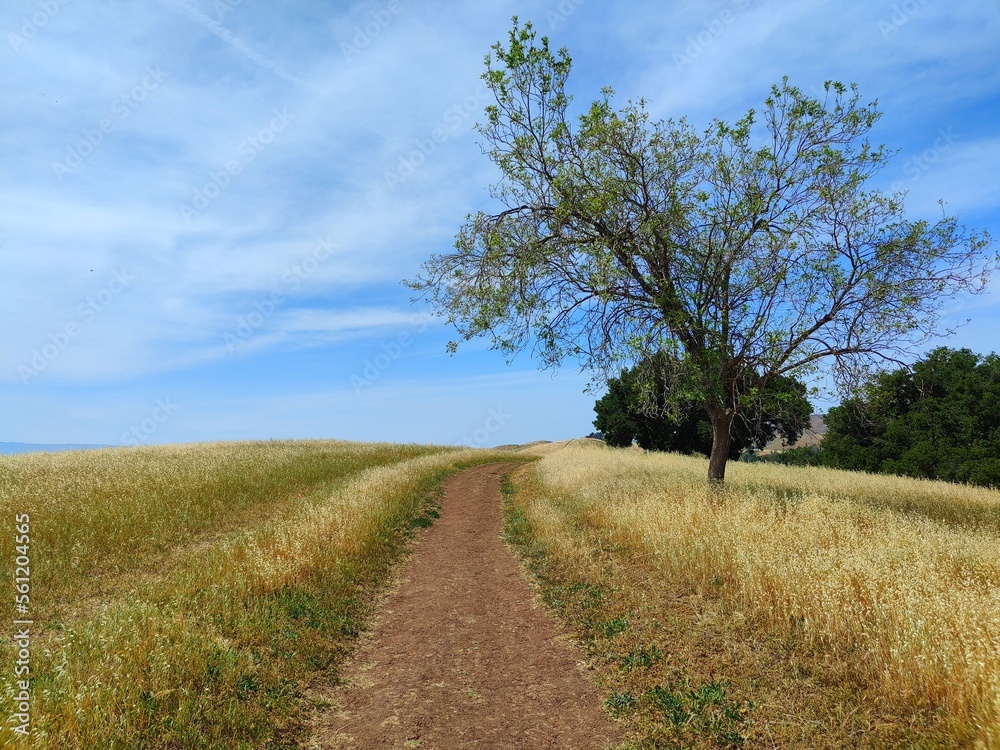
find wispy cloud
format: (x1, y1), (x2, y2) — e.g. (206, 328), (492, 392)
(2, 0), (998, 442)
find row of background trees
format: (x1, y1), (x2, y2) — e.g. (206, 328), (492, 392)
(593, 351), (813, 457)
(594, 347), (1000, 489)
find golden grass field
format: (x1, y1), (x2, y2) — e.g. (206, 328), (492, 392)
(0, 440), (528, 748)
(4, 438), (1000, 748)
(504, 441), (1000, 748)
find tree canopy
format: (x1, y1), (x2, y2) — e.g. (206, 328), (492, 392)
(819, 347), (1000, 487)
(595, 353), (812, 456)
(407, 19), (996, 484)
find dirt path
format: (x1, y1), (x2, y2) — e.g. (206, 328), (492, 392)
(312, 463), (621, 749)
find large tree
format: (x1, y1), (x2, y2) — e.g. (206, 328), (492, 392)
(408, 19), (996, 484)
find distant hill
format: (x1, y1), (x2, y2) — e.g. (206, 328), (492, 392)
(761, 414), (826, 454)
(0, 442), (114, 455)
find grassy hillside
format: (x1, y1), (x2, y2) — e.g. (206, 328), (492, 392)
(503, 442), (1000, 748)
(0, 440), (529, 748)
(7, 438), (998, 747)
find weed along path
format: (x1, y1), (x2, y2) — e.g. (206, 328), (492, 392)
(313, 462), (620, 749)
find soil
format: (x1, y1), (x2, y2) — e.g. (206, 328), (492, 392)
(312, 462), (621, 749)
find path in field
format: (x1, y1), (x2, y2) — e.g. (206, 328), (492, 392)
(313, 463), (621, 749)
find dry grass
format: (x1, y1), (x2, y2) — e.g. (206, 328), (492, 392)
(0, 440), (437, 631)
(0, 441), (528, 748)
(504, 442), (1000, 748)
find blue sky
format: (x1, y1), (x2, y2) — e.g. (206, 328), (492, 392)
(2, 0), (999, 448)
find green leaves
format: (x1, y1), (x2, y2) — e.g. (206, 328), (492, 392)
(405, 17), (997, 484)
(593, 353), (812, 456)
(822, 347), (1000, 487)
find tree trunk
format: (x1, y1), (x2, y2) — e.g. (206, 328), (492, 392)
(707, 408), (735, 486)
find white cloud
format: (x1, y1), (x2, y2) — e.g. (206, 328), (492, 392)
(275, 307), (416, 332)
(888, 136), (1000, 217)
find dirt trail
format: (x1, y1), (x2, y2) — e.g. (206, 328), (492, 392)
(313, 463), (621, 749)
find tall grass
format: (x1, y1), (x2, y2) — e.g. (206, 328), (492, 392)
(0, 440), (437, 627)
(515, 443), (1000, 747)
(0, 441), (526, 748)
